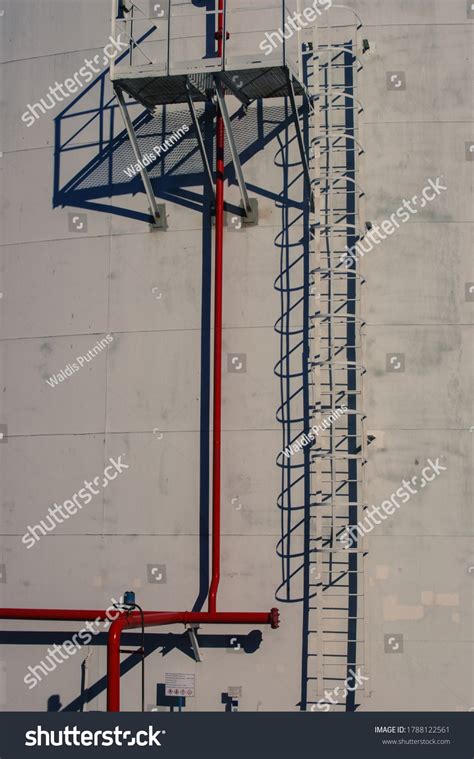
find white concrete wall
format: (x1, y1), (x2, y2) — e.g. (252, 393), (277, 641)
(355, 0), (473, 712)
(0, 0), (472, 713)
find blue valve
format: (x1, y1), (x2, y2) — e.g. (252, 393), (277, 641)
(123, 590), (136, 606)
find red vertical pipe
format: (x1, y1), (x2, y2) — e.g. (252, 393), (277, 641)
(107, 614), (127, 712)
(106, 610), (279, 711)
(208, 0), (225, 615)
(0, 606), (278, 712)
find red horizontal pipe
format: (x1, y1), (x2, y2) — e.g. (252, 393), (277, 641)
(107, 609), (280, 711)
(0, 608), (112, 621)
(0, 608), (278, 625)
(0, 606), (279, 712)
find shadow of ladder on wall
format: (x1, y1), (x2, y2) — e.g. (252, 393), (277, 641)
(304, 7), (369, 712)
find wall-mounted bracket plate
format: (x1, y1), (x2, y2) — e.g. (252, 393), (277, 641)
(149, 203), (167, 231)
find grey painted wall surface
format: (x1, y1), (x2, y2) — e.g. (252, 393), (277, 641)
(0, 0), (472, 712)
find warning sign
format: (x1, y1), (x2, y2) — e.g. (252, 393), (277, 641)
(165, 672), (195, 698)
(228, 686), (242, 699)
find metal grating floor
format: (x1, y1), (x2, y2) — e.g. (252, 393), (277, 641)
(115, 66), (305, 109)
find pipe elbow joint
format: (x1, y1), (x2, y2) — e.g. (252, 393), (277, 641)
(270, 607), (280, 629)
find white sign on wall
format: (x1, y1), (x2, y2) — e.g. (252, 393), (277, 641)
(228, 686), (242, 699)
(165, 672), (195, 698)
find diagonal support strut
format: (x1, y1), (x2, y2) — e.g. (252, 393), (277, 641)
(286, 73), (314, 211)
(114, 84), (165, 228)
(185, 79), (215, 203)
(187, 624), (203, 662)
(214, 77), (252, 216)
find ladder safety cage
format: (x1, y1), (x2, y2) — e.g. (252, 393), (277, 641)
(306, 4), (369, 712)
(272, 4), (369, 711)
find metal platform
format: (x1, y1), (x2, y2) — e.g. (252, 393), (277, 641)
(113, 65), (305, 109)
(109, 1), (309, 224)
(110, 0), (306, 108)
